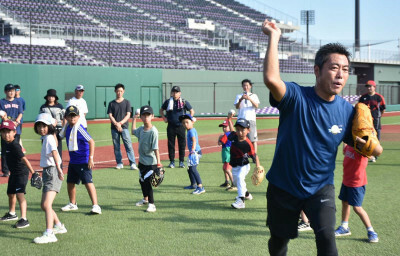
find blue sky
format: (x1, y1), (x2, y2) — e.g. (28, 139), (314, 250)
(237, 0), (400, 51)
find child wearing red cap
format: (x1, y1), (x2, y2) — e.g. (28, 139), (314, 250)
(0, 121), (36, 228)
(217, 118), (234, 190)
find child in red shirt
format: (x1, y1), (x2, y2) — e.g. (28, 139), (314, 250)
(334, 145), (378, 243)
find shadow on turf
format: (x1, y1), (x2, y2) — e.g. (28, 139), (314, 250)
(0, 228), (38, 242)
(132, 213), (267, 233)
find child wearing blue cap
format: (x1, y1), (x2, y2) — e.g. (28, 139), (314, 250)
(179, 114), (205, 195)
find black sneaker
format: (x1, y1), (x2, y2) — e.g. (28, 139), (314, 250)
(0, 212), (18, 221)
(15, 218), (30, 228)
(220, 182), (230, 188)
(0, 173), (9, 177)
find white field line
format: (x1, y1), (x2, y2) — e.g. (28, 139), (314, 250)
(93, 137), (276, 165)
(23, 132), (168, 142)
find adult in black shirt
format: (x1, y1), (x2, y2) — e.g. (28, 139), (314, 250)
(108, 83), (137, 170)
(39, 89), (65, 164)
(160, 86), (194, 168)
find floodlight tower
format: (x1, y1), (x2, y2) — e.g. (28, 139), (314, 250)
(300, 10), (315, 46)
(355, 0), (360, 56)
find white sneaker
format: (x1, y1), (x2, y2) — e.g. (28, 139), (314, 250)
(116, 163), (124, 169)
(136, 198), (149, 207)
(245, 193), (253, 200)
(146, 203), (156, 212)
(231, 197), (245, 209)
(130, 163), (138, 170)
(61, 203), (78, 212)
(90, 205), (102, 214)
(33, 231), (58, 244)
(53, 224), (67, 234)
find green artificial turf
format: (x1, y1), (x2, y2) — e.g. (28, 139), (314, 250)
(0, 140), (400, 255)
(1, 117), (399, 255)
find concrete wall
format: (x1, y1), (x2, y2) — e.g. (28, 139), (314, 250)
(0, 64), (162, 121)
(374, 64), (400, 105)
(162, 69), (357, 114)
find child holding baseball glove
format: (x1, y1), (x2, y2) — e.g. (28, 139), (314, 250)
(220, 115), (260, 209)
(33, 113), (67, 244)
(0, 120), (36, 228)
(179, 114), (205, 195)
(132, 105), (162, 213)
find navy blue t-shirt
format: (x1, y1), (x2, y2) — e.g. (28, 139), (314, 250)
(0, 98), (23, 134)
(161, 98), (192, 127)
(266, 82), (354, 199)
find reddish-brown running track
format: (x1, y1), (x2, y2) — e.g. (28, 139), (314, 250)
(1, 112), (399, 184)
(0, 127), (278, 184)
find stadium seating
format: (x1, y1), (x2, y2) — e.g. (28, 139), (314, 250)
(0, 0), (314, 73)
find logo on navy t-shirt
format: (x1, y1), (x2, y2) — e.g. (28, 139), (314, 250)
(328, 125), (343, 135)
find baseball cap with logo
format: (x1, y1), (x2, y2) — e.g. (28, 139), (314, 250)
(4, 84), (14, 91)
(219, 120), (229, 127)
(75, 85), (85, 91)
(365, 80), (376, 87)
(235, 118), (250, 128)
(179, 114), (194, 122)
(171, 86), (181, 92)
(0, 121), (16, 130)
(140, 105), (153, 115)
(65, 105), (80, 116)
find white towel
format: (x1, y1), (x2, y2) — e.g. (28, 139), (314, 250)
(167, 97), (184, 111)
(167, 97), (174, 111)
(58, 122), (79, 151)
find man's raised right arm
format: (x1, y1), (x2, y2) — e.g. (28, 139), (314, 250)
(262, 19), (286, 102)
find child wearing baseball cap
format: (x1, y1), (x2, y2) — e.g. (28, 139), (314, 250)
(59, 106), (101, 214)
(0, 120), (36, 228)
(132, 105), (162, 212)
(217, 119), (234, 190)
(179, 114), (205, 195)
(33, 113), (67, 244)
(220, 115), (260, 209)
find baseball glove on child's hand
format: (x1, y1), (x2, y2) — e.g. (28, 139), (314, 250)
(251, 166), (265, 186)
(31, 172), (42, 189)
(352, 103), (382, 157)
(151, 167), (165, 187)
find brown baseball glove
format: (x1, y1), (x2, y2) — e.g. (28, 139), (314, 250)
(352, 103), (382, 157)
(251, 166), (265, 186)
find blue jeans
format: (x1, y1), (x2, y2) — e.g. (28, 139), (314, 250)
(111, 128), (136, 165)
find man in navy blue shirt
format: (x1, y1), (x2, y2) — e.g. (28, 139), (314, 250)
(261, 19), (381, 256)
(0, 84), (24, 177)
(160, 86), (194, 169)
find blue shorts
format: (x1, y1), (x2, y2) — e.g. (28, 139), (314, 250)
(338, 184), (365, 207)
(67, 163), (93, 185)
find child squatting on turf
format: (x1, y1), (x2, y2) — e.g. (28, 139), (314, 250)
(334, 145), (379, 243)
(179, 114), (205, 195)
(132, 105), (162, 212)
(59, 105), (101, 214)
(33, 113), (67, 244)
(220, 115), (260, 209)
(217, 119), (235, 190)
(0, 120), (36, 228)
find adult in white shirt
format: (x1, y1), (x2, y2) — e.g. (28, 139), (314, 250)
(66, 85), (88, 128)
(234, 79), (260, 152)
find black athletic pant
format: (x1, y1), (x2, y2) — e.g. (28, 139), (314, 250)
(139, 163), (155, 204)
(267, 184), (337, 256)
(167, 124), (186, 163)
(1, 134), (20, 175)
